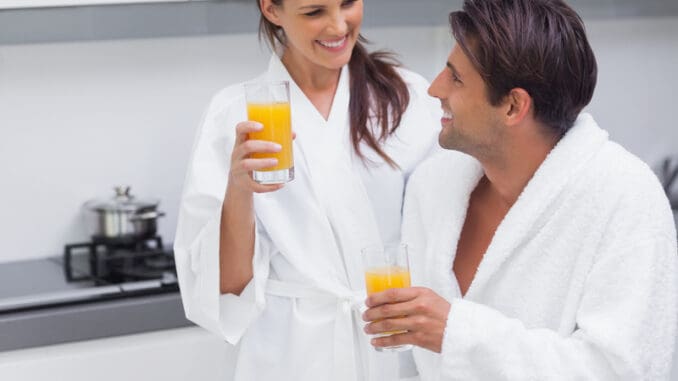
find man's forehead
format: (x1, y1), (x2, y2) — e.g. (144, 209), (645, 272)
(448, 44), (468, 71)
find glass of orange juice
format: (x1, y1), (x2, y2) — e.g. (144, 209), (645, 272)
(362, 243), (413, 352)
(244, 81), (294, 184)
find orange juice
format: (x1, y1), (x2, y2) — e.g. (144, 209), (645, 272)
(365, 266), (411, 336)
(247, 102), (293, 171)
(364, 266), (411, 295)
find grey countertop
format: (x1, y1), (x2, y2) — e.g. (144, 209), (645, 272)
(0, 291), (192, 352)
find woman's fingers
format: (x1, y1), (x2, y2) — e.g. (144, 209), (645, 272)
(233, 140), (281, 161)
(249, 182), (285, 194)
(230, 121), (289, 194)
(239, 158), (278, 172)
(235, 121), (263, 142)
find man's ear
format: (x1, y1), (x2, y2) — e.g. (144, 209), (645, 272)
(504, 88), (532, 126)
(260, 0), (283, 27)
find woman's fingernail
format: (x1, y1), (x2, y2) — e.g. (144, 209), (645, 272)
(253, 123), (263, 130)
(272, 143), (282, 151)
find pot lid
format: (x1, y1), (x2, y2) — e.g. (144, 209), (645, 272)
(85, 186), (159, 212)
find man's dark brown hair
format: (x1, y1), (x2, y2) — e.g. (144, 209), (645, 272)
(450, 0), (598, 135)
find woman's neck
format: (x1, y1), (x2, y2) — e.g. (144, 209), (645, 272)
(280, 49), (343, 120)
(281, 50), (341, 93)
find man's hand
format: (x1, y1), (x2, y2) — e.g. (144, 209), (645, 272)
(362, 287), (451, 353)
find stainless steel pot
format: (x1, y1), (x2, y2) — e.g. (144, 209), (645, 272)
(84, 186), (165, 241)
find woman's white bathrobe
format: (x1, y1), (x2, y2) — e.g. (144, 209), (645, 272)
(174, 54), (440, 380)
(402, 114), (678, 380)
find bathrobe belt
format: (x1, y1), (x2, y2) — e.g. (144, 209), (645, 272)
(266, 279), (365, 381)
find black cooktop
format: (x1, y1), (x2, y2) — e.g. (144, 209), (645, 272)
(0, 237), (178, 314)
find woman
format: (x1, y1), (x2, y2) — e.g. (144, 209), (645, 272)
(173, 0), (440, 379)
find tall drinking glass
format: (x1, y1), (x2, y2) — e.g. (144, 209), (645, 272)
(244, 81), (294, 184)
(362, 243), (413, 352)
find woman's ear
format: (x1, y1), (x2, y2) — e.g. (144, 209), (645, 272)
(504, 88), (532, 126)
(260, 0), (283, 27)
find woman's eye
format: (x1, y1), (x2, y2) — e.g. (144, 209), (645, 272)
(342, 0), (357, 7)
(304, 9), (322, 17)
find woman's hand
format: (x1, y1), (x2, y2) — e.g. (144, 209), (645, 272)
(362, 287), (451, 353)
(228, 121), (289, 194)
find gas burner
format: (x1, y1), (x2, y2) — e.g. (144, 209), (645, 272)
(63, 236), (174, 284)
(91, 235), (164, 252)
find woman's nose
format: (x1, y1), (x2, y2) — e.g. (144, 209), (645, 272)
(328, 12), (348, 35)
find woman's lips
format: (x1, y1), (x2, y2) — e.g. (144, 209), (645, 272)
(317, 36), (348, 52)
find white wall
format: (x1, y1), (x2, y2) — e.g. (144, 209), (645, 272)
(0, 18), (677, 263)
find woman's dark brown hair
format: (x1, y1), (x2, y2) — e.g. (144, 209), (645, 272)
(450, 0), (597, 135)
(257, 0), (409, 167)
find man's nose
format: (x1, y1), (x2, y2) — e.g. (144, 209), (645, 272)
(428, 72), (444, 98)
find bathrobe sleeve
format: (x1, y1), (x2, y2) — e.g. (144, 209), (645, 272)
(439, 178), (678, 380)
(173, 86), (274, 345)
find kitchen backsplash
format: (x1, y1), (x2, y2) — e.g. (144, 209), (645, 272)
(0, 17), (677, 263)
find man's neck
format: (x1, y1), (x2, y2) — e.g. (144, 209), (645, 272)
(480, 125), (560, 208)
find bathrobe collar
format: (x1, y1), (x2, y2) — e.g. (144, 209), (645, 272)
(428, 114), (610, 299)
(255, 54), (380, 292)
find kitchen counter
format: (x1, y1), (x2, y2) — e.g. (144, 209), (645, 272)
(0, 244), (192, 352)
(0, 291), (192, 352)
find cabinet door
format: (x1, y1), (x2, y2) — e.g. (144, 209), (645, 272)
(0, 327), (235, 381)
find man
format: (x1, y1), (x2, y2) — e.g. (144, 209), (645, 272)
(363, 0), (677, 379)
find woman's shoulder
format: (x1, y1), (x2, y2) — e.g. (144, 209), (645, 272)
(202, 72), (268, 123)
(394, 67), (431, 94)
(205, 82), (247, 116)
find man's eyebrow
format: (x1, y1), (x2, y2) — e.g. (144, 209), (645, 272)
(446, 61), (460, 76)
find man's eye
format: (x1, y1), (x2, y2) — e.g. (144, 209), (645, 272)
(447, 70), (462, 84)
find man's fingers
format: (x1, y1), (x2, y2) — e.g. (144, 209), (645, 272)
(369, 330), (418, 349)
(364, 309), (432, 334)
(364, 316), (410, 335)
(365, 287), (423, 309)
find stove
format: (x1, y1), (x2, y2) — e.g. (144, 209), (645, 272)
(0, 236), (179, 314)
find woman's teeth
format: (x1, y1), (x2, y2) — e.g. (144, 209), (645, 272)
(443, 111), (454, 119)
(318, 37), (347, 48)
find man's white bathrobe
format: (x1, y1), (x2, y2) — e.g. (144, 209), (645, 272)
(403, 114), (678, 380)
(174, 54), (440, 380)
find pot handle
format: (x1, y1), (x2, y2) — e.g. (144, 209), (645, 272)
(129, 211), (166, 221)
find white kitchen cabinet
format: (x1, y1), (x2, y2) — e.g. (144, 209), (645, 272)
(1, 0), (678, 45)
(0, 327), (234, 381)
(0, 0), (202, 9)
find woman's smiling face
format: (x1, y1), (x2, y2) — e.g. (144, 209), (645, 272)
(262, 0), (364, 71)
